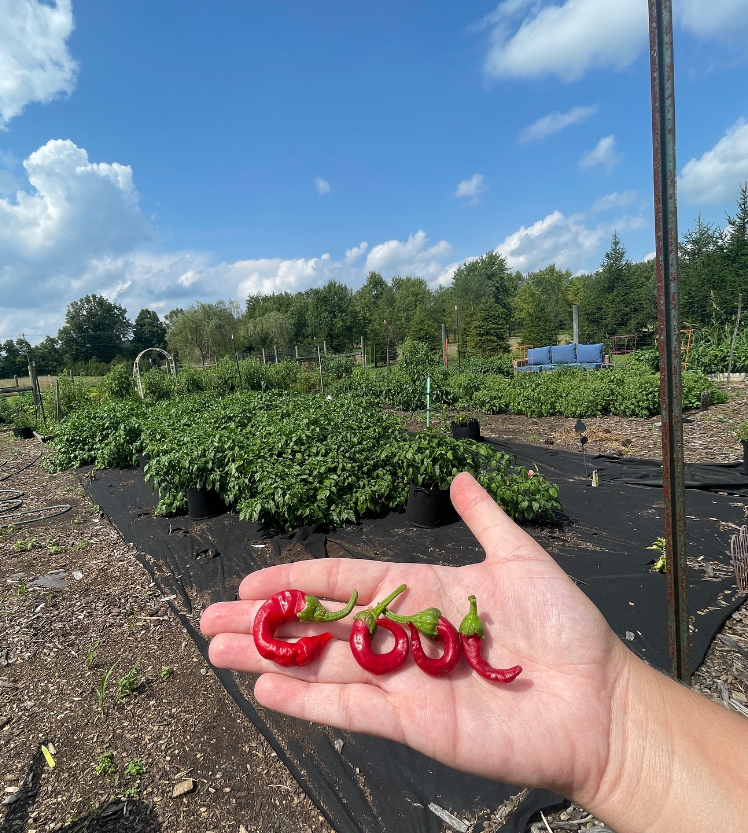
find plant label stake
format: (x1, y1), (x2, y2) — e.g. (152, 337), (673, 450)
(730, 526), (748, 594)
(426, 375), (431, 428)
(574, 419), (589, 477)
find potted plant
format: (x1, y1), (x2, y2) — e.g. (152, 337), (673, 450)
(738, 420), (748, 476)
(450, 412), (480, 441)
(402, 434), (462, 528)
(11, 397), (37, 439)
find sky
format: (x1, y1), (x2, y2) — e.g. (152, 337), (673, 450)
(1, 0), (748, 344)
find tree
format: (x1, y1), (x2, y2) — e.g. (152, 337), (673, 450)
(464, 297), (509, 356)
(452, 251), (517, 320)
(408, 306), (440, 349)
(305, 281), (358, 352)
(390, 276), (433, 344)
(242, 311), (293, 350)
(31, 337), (64, 375)
(0, 339), (30, 377)
(131, 309), (168, 354)
(57, 295), (132, 363)
(166, 301), (240, 366)
(514, 265), (572, 347)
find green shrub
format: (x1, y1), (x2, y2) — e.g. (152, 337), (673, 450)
(100, 363), (136, 400)
(322, 354), (356, 382)
(140, 368), (176, 403)
(472, 375), (512, 414)
(738, 421), (748, 443)
(461, 355), (514, 378)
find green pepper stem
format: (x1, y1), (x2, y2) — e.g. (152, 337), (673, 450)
(298, 590), (359, 622)
(385, 607), (441, 638)
(372, 584), (407, 618)
(458, 594), (485, 639)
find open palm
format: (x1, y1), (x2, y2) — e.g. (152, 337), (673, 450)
(200, 472), (631, 806)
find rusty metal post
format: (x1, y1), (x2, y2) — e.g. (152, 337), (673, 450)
(648, 0), (690, 682)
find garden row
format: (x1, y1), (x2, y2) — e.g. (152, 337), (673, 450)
(47, 391), (561, 530)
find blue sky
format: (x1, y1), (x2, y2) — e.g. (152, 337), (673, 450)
(1, 0), (748, 343)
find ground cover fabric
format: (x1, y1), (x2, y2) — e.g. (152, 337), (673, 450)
(82, 441), (747, 833)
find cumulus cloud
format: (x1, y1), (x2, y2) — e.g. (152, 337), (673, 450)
(520, 105), (598, 143)
(592, 190), (639, 211)
(0, 0), (78, 128)
(452, 173), (488, 203)
(314, 176), (331, 195)
(345, 241), (368, 264)
(579, 136), (622, 173)
(679, 0), (748, 43)
(678, 119), (748, 204)
(495, 209), (646, 274)
(0, 139), (467, 339)
(479, 0), (647, 83)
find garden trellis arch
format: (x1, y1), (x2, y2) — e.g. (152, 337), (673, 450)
(133, 348), (177, 399)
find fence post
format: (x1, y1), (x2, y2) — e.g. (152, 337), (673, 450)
(360, 336), (366, 371)
(323, 340), (327, 355)
(274, 345), (278, 364)
(573, 305), (579, 345)
(727, 292), (742, 387)
(442, 324), (447, 368)
(55, 378), (61, 422)
(261, 348), (266, 365)
(317, 345), (324, 395)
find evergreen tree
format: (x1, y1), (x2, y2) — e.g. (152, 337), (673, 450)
(464, 297), (509, 356)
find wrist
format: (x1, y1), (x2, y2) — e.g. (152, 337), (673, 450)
(581, 641), (748, 833)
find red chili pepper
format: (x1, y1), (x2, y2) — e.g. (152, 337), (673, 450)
(407, 619), (462, 676)
(384, 605), (461, 676)
(349, 584), (409, 675)
(253, 589), (358, 668)
(458, 595), (522, 683)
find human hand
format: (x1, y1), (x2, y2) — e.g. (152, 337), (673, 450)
(200, 472), (633, 807)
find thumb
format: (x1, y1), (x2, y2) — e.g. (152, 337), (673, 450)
(450, 471), (550, 565)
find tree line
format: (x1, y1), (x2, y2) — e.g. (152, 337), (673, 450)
(3, 184), (746, 378)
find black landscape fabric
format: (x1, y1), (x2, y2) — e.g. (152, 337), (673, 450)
(83, 441), (747, 833)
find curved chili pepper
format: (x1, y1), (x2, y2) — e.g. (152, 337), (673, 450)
(407, 619), (462, 676)
(253, 589), (358, 668)
(459, 595), (522, 683)
(349, 584), (409, 675)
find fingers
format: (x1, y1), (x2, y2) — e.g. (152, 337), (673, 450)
(238, 558), (395, 605)
(253, 674), (407, 744)
(208, 631), (382, 686)
(450, 472), (554, 567)
(200, 599), (354, 641)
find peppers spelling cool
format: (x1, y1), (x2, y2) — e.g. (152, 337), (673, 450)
(349, 584), (409, 675)
(385, 606), (462, 677)
(459, 595), (522, 683)
(253, 589), (358, 667)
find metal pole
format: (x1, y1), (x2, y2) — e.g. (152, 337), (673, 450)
(572, 305), (579, 345)
(648, 0), (690, 682)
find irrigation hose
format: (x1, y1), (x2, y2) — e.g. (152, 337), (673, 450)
(0, 453), (71, 527)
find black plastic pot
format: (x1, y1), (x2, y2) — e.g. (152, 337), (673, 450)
(12, 427), (34, 439)
(187, 487), (227, 520)
(742, 440), (748, 476)
(405, 483), (458, 528)
(451, 418), (480, 441)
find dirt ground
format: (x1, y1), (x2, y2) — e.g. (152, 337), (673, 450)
(1, 382), (747, 833)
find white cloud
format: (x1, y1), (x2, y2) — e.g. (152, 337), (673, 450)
(579, 136), (621, 173)
(480, 0), (647, 83)
(496, 209), (647, 274)
(592, 190), (639, 212)
(679, 0), (748, 43)
(452, 173), (488, 204)
(520, 105), (598, 142)
(314, 176), (331, 195)
(0, 0), (78, 128)
(644, 251), (656, 262)
(678, 119), (748, 204)
(345, 241), (368, 264)
(365, 230), (453, 281)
